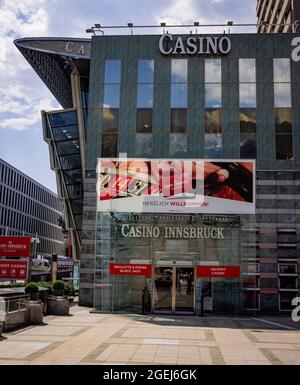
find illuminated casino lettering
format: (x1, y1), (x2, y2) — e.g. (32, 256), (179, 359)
(121, 224), (224, 239)
(159, 34), (232, 55)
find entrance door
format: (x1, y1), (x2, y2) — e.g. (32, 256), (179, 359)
(153, 266), (173, 312)
(175, 267), (194, 313)
(153, 266), (194, 313)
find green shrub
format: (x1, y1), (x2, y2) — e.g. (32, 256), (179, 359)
(0, 283), (25, 288)
(65, 283), (75, 296)
(52, 280), (66, 291)
(24, 282), (39, 294)
(36, 281), (52, 289)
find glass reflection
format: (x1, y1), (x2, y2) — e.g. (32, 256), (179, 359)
(171, 59), (188, 83)
(104, 60), (121, 83)
(273, 58), (291, 83)
(103, 84), (120, 108)
(60, 154), (81, 170)
(49, 111), (77, 127)
(240, 109), (256, 133)
(205, 59), (221, 83)
(137, 84), (153, 108)
(171, 84), (187, 108)
(204, 134), (222, 158)
(275, 108), (292, 133)
(240, 134), (257, 159)
(276, 134), (293, 160)
(52, 125), (79, 141)
(205, 109), (222, 133)
(239, 59), (256, 83)
(102, 134), (118, 157)
(239, 83), (256, 108)
(171, 109), (187, 133)
(138, 60), (154, 83)
(274, 83), (291, 108)
(205, 84), (222, 108)
(170, 133), (187, 157)
(136, 133), (153, 156)
(102, 108), (119, 134)
(136, 109), (152, 133)
(56, 140), (80, 156)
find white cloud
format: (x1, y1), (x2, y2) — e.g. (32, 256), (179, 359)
(0, 0), (58, 131)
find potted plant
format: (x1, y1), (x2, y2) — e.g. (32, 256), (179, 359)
(24, 282), (43, 324)
(52, 280), (66, 296)
(65, 283), (75, 302)
(48, 280), (69, 316)
(25, 282), (39, 301)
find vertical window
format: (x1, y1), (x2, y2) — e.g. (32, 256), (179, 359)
(275, 108), (293, 159)
(102, 60), (121, 157)
(170, 59), (187, 157)
(239, 59), (257, 158)
(205, 59), (222, 157)
(136, 60), (154, 156)
(274, 59), (293, 160)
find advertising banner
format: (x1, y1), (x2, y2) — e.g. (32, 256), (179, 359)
(97, 158), (255, 214)
(196, 265), (240, 278)
(0, 236), (31, 257)
(109, 263), (152, 276)
(0, 260), (28, 279)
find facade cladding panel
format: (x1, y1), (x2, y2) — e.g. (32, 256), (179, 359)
(14, 33), (300, 314)
(0, 159), (64, 256)
(257, 0), (300, 33)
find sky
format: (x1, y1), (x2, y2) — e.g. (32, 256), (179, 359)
(0, 0), (256, 193)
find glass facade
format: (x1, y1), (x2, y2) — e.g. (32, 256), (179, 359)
(136, 60), (154, 156)
(0, 159), (64, 256)
(46, 110), (84, 234)
(170, 59), (187, 156)
(239, 59), (257, 158)
(205, 59), (222, 157)
(102, 60), (121, 157)
(273, 59), (293, 160)
(135, 60), (154, 157)
(94, 213), (254, 314)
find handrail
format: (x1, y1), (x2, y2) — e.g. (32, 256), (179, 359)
(0, 294), (30, 315)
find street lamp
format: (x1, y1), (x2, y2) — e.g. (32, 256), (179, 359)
(28, 235), (40, 282)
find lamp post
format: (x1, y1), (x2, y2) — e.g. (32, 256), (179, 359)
(28, 235), (40, 282)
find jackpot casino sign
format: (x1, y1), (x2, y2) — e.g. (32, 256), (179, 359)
(0, 260), (28, 279)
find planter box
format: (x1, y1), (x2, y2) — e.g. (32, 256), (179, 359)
(47, 296), (69, 316)
(28, 293), (39, 301)
(3, 309), (30, 331)
(29, 301), (43, 324)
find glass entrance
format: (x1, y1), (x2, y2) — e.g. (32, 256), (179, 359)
(153, 266), (194, 313)
(153, 267), (173, 312)
(175, 267), (194, 312)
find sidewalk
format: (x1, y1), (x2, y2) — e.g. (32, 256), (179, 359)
(0, 305), (299, 365)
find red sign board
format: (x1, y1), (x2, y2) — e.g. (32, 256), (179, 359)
(110, 263), (152, 276)
(0, 260), (28, 279)
(0, 236), (31, 257)
(197, 265), (240, 278)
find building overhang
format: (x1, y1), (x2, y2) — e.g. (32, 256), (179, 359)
(14, 37), (91, 108)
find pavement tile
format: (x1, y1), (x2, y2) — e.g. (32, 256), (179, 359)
(1, 306), (300, 365)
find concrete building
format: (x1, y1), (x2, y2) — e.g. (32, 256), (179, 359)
(257, 0), (300, 32)
(0, 159), (64, 256)
(14, 31), (300, 314)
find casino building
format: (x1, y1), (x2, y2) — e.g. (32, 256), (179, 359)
(14, 30), (300, 314)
